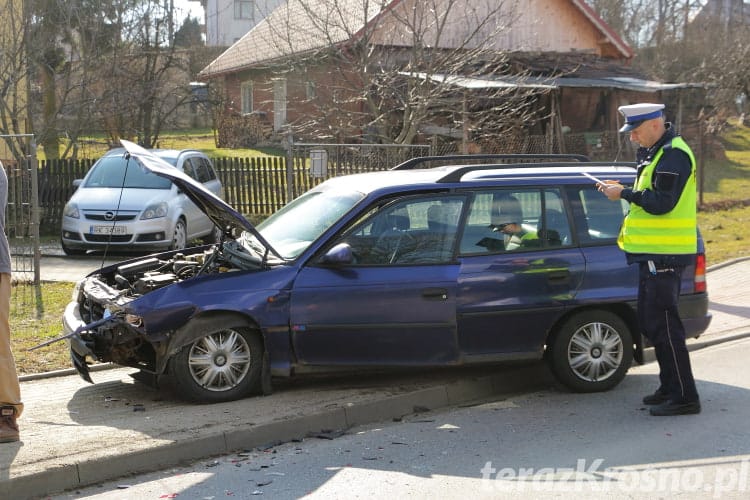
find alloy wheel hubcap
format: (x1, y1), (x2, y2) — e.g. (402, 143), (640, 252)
(567, 322), (623, 382)
(187, 330), (252, 392)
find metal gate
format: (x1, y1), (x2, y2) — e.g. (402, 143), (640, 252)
(1, 134), (41, 285)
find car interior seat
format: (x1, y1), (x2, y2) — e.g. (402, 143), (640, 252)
(427, 204), (450, 232)
(426, 204), (459, 260)
(540, 209), (569, 246)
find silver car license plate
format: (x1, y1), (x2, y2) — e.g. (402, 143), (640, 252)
(90, 225), (127, 235)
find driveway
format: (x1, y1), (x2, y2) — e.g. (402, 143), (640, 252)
(11, 242), (146, 282)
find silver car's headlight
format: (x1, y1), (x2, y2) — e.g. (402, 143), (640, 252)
(141, 202), (168, 220)
(63, 202), (80, 219)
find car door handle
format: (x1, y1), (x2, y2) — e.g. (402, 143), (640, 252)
(547, 270), (571, 285)
(422, 287), (448, 300)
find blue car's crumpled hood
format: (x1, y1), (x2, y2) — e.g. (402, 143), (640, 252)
(120, 139), (282, 260)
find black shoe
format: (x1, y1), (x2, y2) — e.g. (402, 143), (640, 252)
(642, 390), (669, 405)
(649, 400), (701, 416)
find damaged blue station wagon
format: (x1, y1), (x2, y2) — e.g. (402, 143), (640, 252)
(61, 141), (711, 403)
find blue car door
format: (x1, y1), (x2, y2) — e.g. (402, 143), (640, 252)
(289, 195), (465, 366)
(570, 185), (638, 303)
(455, 188), (585, 357)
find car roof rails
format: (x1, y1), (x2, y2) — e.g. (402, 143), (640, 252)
(436, 161), (637, 183)
(392, 154), (591, 170)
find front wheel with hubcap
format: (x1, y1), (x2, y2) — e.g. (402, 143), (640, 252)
(547, 310), (633, 393)
(170, 219), (187, 250)
(172, 327), (263, 402)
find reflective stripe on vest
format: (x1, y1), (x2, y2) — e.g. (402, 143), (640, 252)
(618, 136), (697, 255)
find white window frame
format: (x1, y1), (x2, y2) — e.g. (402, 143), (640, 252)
(234, 0), (254, 21)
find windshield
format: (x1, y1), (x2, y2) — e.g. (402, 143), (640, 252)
(250, 187), (365, 259)
(84, 155), (174, 189)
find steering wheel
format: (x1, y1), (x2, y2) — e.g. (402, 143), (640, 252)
(373, 230), (417, 264)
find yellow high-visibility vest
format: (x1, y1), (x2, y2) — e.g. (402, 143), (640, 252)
(618, 137), (697, 255)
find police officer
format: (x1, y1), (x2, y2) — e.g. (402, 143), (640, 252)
(598, 103), (701, 416)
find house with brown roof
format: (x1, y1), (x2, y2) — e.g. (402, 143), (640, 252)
(199, 0), (697, 152)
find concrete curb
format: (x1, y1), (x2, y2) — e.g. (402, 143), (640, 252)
(706, 255), (750, 272)
(4, 364), (552, 498)
(18, 363), (115, 383)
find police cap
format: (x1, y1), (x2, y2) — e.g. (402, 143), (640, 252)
(618, 103), (665, 132)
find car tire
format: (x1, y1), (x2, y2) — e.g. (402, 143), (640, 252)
(203, 225), (222, 244)
(170, 219), (187, 250)
(172, 326), (263, 402)
(547, 310), (633, 393)
(61, 239), (86, 256)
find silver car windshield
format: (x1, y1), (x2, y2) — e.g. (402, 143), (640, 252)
(84, 155), (174, 189)
(246, 188), (365, 259)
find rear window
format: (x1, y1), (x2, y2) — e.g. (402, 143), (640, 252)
(567, 185), (628, 243)
(186, 157), (217, 183)
(460, 188), (572, 254)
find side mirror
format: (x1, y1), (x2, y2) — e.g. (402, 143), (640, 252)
(72, 179), (82, 188)
(320, 243), (353, 265)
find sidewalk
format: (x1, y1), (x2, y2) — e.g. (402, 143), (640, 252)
(1, 258), (749, 499)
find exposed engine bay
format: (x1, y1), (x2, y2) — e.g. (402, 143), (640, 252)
(76, 239), (265, 324)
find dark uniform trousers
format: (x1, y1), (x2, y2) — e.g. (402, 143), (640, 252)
(637, 262), (699, 403)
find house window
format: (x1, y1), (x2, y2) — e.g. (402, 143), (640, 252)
(234, 0), (254, 21)
(241, 81), (253, 114)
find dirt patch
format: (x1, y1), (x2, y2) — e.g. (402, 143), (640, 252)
(699, 199), (750, 211)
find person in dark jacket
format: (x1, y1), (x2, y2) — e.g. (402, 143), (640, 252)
(598, 103), (701, 416)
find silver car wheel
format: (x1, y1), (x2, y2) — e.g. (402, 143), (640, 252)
(186, 329), (252, 392)
(172, 219), (187, 250)
(567, 321), (623, 382)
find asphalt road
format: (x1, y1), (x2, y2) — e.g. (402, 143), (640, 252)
(49, 336), (750, 499)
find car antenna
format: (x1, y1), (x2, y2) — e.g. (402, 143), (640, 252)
(99, 150), (132, 269)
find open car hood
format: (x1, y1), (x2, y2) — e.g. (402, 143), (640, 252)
(120, 140), (282, 260)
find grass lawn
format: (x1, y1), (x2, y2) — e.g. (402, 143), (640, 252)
(44, 128), (285, 160)
(13, 122), (750, 375)
(11, 281), (75, 375)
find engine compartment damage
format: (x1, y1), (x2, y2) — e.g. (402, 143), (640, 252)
(58, 240), (268, 381)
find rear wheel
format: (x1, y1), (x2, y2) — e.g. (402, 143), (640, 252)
(172, 326), (263, 402)
(547, 310), (633, 392)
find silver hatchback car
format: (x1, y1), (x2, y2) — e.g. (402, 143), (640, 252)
(60, 148), (222, 255)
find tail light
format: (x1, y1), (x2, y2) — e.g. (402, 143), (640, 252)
(694, 253), (706, 293)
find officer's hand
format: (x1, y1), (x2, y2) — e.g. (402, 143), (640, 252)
(597, 180), (624, 200)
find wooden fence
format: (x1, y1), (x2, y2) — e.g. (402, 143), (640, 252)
(38, 143), (432, 235)
(39, 156), (292, 235)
